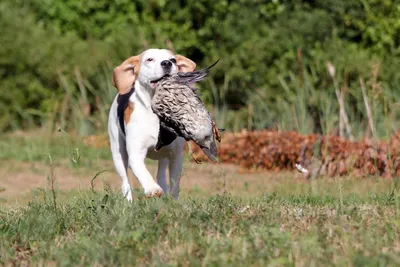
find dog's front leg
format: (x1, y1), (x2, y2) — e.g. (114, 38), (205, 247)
(109, 112), (133, 201)
(111, 141), (132, 201)
(126, 144), (163, 197)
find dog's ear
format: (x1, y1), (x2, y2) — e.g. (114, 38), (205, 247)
(175, 54), (196, 72)
(112, 55), (141, 95)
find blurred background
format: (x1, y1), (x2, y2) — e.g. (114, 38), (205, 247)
(2, 2), (400, 262)
(1, 0), (400, 138)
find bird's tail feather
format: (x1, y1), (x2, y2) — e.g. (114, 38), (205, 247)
(177, 59), (219, 84)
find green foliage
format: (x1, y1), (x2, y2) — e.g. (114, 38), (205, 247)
(1, 0), (400, 136)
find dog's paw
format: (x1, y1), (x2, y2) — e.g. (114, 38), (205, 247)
(144, 184), (164, 198)
(126, 193), (133, 202)
(122, 183), (133, 202)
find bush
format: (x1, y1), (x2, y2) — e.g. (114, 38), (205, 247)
(1, 0), (400, 137)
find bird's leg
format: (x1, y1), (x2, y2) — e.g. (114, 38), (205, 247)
(212, 121), (222, 143)
(188, 141), (202, 164)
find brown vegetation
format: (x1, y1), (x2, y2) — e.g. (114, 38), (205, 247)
(190, 130), (400, 178)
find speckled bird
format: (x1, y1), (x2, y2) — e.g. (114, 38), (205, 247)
(151, 61), (221, 161)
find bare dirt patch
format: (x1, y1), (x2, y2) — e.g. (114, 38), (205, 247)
(0, 158), (291, 202)
(0, 159), (393, 203)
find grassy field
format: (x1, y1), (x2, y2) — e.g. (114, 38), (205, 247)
(1, 133), (400, 266)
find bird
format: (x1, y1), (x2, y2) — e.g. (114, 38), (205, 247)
(151, 61), (221, 162)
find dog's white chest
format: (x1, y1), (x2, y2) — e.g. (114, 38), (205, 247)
(130, 106), (160, 143)
(129, 103), (184, 159)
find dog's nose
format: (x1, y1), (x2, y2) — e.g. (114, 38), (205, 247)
(161, 60), (172, 70)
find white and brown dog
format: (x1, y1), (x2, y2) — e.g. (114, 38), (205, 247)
(108, 49), (196, 201)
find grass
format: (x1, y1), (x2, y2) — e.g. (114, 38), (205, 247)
(0, 133), (111, 163)
(1, 191), (399, 266)
(1, 134), (400, 266)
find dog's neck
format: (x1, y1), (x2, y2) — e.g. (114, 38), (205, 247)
(134, 80), (156, 109)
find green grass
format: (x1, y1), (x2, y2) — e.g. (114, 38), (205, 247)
(1, 190), (399, 266)
(0, 134), (111, 163)
(1, 133), (400, 266)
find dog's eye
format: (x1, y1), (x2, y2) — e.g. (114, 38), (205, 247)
(146, 58), (154, 62)
(170, 58), (177, 64)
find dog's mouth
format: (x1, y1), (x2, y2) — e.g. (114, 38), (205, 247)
(150, 74), (170, 87)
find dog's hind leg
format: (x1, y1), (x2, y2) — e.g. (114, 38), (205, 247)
(156, 158), (169, 194)
(169, 152), (183, 199)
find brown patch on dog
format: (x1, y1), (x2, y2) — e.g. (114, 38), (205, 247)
(112, 54), (141, 95)
(176, 54), (196, 72)
(124, 102), (134, 124)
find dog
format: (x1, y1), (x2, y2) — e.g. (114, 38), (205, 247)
(108, 49), (196, 201)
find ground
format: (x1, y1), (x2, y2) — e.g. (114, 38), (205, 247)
(1, 156), (395, 204)
(0, 133), (399, 266)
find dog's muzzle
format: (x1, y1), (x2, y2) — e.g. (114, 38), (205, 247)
(150, 74), (170, 84)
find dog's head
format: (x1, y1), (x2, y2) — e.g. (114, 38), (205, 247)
(112, 49), (196, 94)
